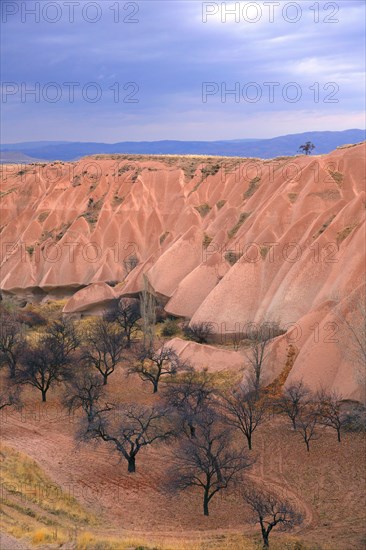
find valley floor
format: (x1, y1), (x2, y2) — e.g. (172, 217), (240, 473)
(1, 369), (365, 550)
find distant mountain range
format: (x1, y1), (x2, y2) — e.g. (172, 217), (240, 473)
(1, 129), (364, 163)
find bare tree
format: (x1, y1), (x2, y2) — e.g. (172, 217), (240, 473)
(64, 370), (113, 422)
(164, 369), (215, 438)
(183, 322), (214, 344)
(167, 409), (253, 516)
(83, 404), (175, 473)
(17, 342), (71, 402)
(316, 388), (345, 443)
(44, 317), (79, 365)
(129, 343), (189, 393)
(16, 317), (79, 402)
(243, 484), (303, 548)
(220, 385), (267, 450)
(140, 275), (156, 350)
(276, 380), (310, 429)
(0, 382), (21, 411)
(83, 318), (126, 385)
(298, 141), (315, 155)
(124, 253), (139, 275)
(0, 308), (25, 378)
(105, 297), (141, 348)
(296, 409), (319, 452)
(244, 322), (281, 392)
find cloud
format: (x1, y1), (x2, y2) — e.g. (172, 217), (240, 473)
(1, 0), (365, 141)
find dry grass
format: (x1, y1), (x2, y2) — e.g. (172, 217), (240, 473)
(312, 215), (336, 239)
(160, 231), (170, 245)
(0, 444), (95, 546)
(243, 177), (261, 199)
(329, 171), (344, 187)
(287, 193), (298, 203)
(259, 245), (271, 260)
(80, 197), (104, 226)
(194, 203), (211, 218)
(0, 444), (94, 524)
(224, 251), (242, 266)
(227, 212), (251, 239)
(37, 211), (50, 223)
(336, 223), (358, 246)
(202, 233), (213, 249)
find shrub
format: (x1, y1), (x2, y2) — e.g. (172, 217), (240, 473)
(342, 404), (366, 432)
(161, 319), (179, 337)
(155, 306), (168, 323)
(183, 321), (214, 344)
(17, 309), (47, 327)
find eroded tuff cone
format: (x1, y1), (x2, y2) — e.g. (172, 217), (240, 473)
(1, 144), (365, 399)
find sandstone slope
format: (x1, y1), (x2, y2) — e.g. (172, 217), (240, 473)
(1, 144), (365, 399)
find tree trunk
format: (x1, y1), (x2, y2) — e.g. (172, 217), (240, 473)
(41, 389), (47, 402)
(153, 381), (158, 393)
(203, 493), (209, 516)
(260, 524), (269, 548)
(126, 332), (131, 348)
(306, 440), (310, 452)
(103, 373), (108, 385)
(9, 363), (16, 379)
(337, 428), (341, 443)
(247, 434), (252, 451)
(189, 424), (196, 438)
(127, 456), (136, 473)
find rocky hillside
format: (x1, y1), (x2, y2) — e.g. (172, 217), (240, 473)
(1, 143), (365, 400)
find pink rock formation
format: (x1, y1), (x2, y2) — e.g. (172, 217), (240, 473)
(1, 144), (365, 399)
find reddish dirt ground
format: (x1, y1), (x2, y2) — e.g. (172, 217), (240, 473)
(1, 367), (365, 549)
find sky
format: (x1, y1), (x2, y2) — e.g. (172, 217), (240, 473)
(1, 0), (365, 142)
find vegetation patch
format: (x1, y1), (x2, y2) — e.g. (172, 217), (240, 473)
(194, 203), (211, 218)
(0, 444), (94, 543)
(113, 194), (125, 206)
(336, 223), (358, 246)
(224, 251), (243, 266)
(160, 231), (170, 245)
(201, 163), (221, 179)
(260, 245), (272, 259)
(80, 197), (104, 227)
(312, 215), (336, 239)
(287, 193), (298, 203)
(243, 176), (261, 199)
(216, 199), (227, 210)
(227, 212), (251, 239)
(202, 233), (213, 249)
(329, 170), (344, 187)
(55, 222), (71, 241)
(37, 211), (50, 223)
(161, 318), (180, 337)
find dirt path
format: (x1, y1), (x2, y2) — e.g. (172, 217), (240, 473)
(248, 435), (317, 533)
(0, 532), (31, 550)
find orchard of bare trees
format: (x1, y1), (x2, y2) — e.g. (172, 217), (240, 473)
(1, 297), (365, 547)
